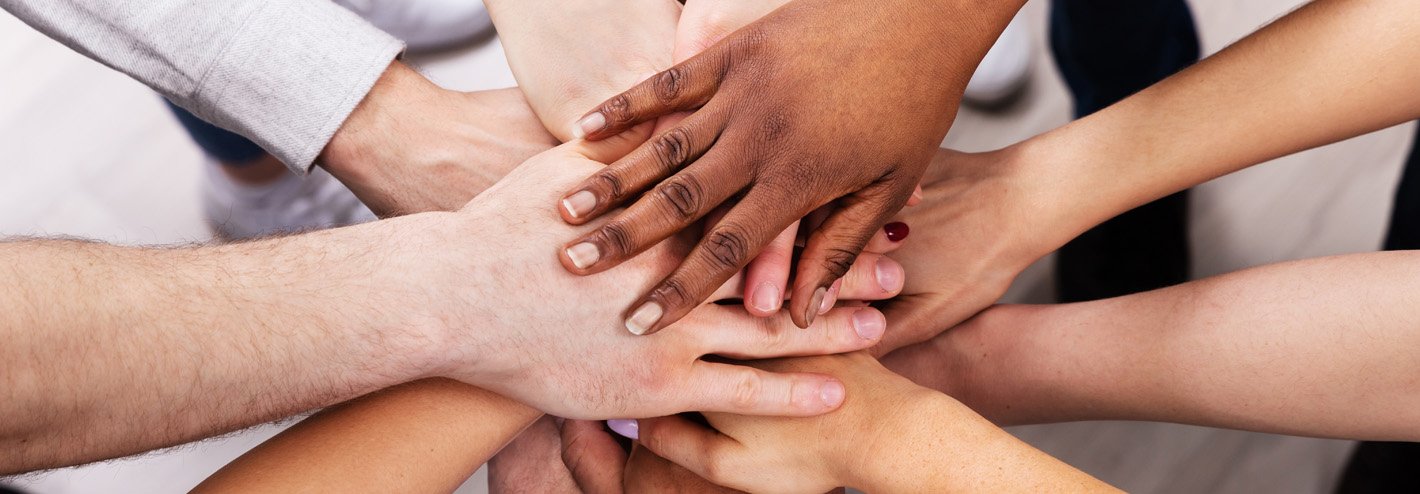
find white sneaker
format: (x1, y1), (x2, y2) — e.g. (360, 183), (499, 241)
(202, 160), (377, 240)
(963, 14), (1033, 108)
(334, 0), (494, 52)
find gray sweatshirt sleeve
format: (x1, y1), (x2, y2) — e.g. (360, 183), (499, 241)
(0, 0), (404, 173)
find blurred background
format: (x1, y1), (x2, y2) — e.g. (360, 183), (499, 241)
(1, 0), (1405, 491)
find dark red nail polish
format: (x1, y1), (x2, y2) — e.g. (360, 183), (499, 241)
(884, 222), (910, 242)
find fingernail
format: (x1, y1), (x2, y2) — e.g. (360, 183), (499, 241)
(818, 281), (839, 315)
(572, 112), (606, 139)
(562, 191), (597, 219)
(820, 381), (846, 408)
(607, 419), (639, 440)
(875, 258), (904, 293)
(884, 222), (910, 242)
(805, 287), (827, 325)
(852, 309), (885, 340)
(751, 282), (781, 313)
(565, 242), (601, 270)
(626, 302), (664, 335)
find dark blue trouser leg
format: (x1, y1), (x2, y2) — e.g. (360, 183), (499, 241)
(1334, 125), (1420, 493)
(1049, 0), (1200, 302)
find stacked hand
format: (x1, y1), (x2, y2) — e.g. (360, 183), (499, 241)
(415, 140), (905, 420)
(556, 0), (1018, 336)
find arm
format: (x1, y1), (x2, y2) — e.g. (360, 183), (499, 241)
(887, 251), (1420, 441)
(0, 215), (458, 474)
(1015, 0), (1420, 246)
(877, 0), (1420, 353)
(0, 1), (559, 216)
(194, 379), (540, 493)
(485, 0), (679, 143)
(0, 0), (400, 173)
(635, 353), (1114, 493)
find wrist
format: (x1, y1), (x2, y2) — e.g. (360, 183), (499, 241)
(318, 61), (441, 188)
(845, 390), (967, 492)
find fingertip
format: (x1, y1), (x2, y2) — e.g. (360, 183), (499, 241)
(606, 419), (640, 440)
(572, 112), (607, 140)
(747, 281), (782, 316)
(850, 308), (887, 342)
(875, 256), (905, 294)
(819, 379), (846, 410)
(625, 301), (665, 336)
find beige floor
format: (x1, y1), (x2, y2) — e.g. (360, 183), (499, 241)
(1, 0), (1407, 492)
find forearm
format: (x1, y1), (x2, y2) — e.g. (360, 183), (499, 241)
(486, 0), (677, 141)
(1022, 0), (1420, 241)
(0, 217), (452, 473)
(859, 393), (1113, 493)
(939, 251), (1420, 440)
(0, 0), (401, 172)
(195, 379), (539, 493)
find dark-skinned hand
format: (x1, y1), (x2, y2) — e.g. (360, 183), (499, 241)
(556, 0), (1023, 335)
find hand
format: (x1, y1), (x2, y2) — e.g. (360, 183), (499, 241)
(869, 148), (1062, 354)
(559, 419), (741, 494)
(633, 353), (942, 493)
(489, 417), (581, 494)
(556, 0), (1022, 335)
(490, 0), (681, 142)
(415, 140), (904, 420)
(319, 62), (560, 216)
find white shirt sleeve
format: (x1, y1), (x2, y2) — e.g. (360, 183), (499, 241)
(0, 0), (405, 173)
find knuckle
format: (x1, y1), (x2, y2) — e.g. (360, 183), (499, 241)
(653, 67), (687, 104)
(592, 171), (626, 200)
(651, 128), (694, 174)
(730, 372), (762, 410)
(700, 448), (731, 483)
(603, 94), (633, 125)
(654, 174), (705, 221)
(595, 221), (636, 257)
(705, 225), (752, 270)
(821, 248), (858, 279)
(651, 277), (694, 309)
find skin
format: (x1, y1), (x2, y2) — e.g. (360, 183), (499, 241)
(319, 62), (561, 217)
(635, 353), (1115, 493)
(556, 0), (1027, 336)
(872, 0), (1420, 439)
(884, 251), (1420, 441)
(190, 254), (902, 492)
(0, 138), (907, 475)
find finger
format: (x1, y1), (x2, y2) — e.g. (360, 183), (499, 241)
(572, 51), (730, 141)
(694, 305), (885, 359)
(863, 221), (910, 254)
(686, 362), (846, 416)
(636, 415), (738, 486)
(907, 184), (924, 206)
(623, 189), (805, 335)
(560, 106), (730, 224)
(790, 184), (909, 328)
(835, 253), (904, 301)
(818, 278), (844, 315)
(742, 221), (798, 316)
(715, 250), (902, 303)
(560, 149), (747, 277)
(560, 419), (629, 494)
(875, 295), (952, 358)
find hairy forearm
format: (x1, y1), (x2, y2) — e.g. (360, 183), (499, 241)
(0, 217), (453, 473)
(194, 379), (540, 493)
(937, 252), (1420, 440)
(1022, 0), (1420, 241)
